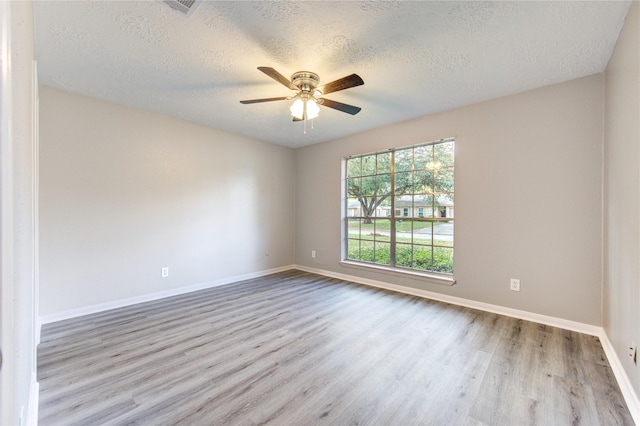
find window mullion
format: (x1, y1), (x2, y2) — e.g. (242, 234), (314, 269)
(390, 150), (396, 267)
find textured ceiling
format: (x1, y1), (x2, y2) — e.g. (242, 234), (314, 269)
(33, 1), (631, 148)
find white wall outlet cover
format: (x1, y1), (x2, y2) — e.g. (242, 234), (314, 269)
(510, 278), (520, 291)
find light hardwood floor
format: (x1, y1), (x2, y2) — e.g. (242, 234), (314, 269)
(38, 270), (634, 425)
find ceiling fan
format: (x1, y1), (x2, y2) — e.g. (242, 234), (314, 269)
(240, 67), (364, 123)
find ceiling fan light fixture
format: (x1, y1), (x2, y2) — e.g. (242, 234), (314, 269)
(290, 99), (304, 119)
(306, 99), (320, 120)
(290, 98), (319, 120)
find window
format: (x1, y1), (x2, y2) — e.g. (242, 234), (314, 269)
(345, 139), (454, 275)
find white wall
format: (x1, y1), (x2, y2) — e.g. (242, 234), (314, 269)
(1, 1), (38, 424)
(295, 74), (603, 325)
(39, 87), (295, 316)
(604, 0), (640, 410)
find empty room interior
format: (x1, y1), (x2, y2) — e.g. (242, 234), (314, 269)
(2, 1), (640, 425)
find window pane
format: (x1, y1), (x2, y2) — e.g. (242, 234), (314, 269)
(415, 195), (434, 218)
(373, 219), (390, 241)
(374, 197), (391, 218)
(347, 157), (361, 178)
(394, 148), (413, 172)
(395, 219), (411, 243)
(412, 221), (432, 245)
(347, 177), (361, 199)
(393, 195), (413, 217)
(347, 218), (361, 237)
(377, 152), (391, 173)
(347, 239), (360, 260)
(434, 168), (454, 193)
(396, 220), (411, 233)
(394, 172), (413, 195)
(413, 245), (432, 271)
(362, 154), (376, 176)
(347, 198), (361, 218)
(376, 173), (392, 195)
(437, 193), (454, 218)
(433, 247), (453, 273)
(375, 242), (390, 265)
(396, 243), (412, 268)
(361, 240), (375, 262)
(433, 221), (453, 247)
(434, 141), (454, 167)
(361, 219), (375, 240)
(414, 145), (432, 170)
(414, 170), (433, 194)
(361, 176), (376, 196)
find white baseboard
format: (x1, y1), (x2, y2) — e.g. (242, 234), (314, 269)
(39, 265), (296, 324)
(295, 264), (640, 424)
(599, 331), (640, 425)
(25, 373), (38, 426)
(294, 264), (601, 336)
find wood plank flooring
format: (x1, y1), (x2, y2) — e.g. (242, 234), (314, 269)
(38, 270), (634, 425)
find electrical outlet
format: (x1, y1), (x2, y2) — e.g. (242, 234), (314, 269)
(161, 267), (169, 278)
(510, 278), (520, 291)
(312, 250), (316, 258)
(630, 344), (637, 366)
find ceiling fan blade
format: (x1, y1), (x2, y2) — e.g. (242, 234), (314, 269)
(292, 116), (304, 122)
(240, 96), (288, 104)
(320, 98), (362, 115)
(317, 74), (364, 95)
(258, 67), (297, 91)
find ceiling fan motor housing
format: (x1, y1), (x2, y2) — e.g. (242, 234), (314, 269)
(291, 71), (321, 95)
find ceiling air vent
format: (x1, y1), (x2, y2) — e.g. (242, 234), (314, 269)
(162, 0), (201, 17)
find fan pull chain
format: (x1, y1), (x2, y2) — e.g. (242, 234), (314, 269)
(301, 116), (315, 135)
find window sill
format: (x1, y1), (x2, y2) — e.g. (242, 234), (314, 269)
(339, 260), (456, 286)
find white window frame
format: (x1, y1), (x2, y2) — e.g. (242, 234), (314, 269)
(341, 138), (455, 285)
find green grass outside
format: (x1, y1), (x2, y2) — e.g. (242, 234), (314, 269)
(348, 220), (452, 245)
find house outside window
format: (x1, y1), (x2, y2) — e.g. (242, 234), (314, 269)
(344, 138), (454, 274)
